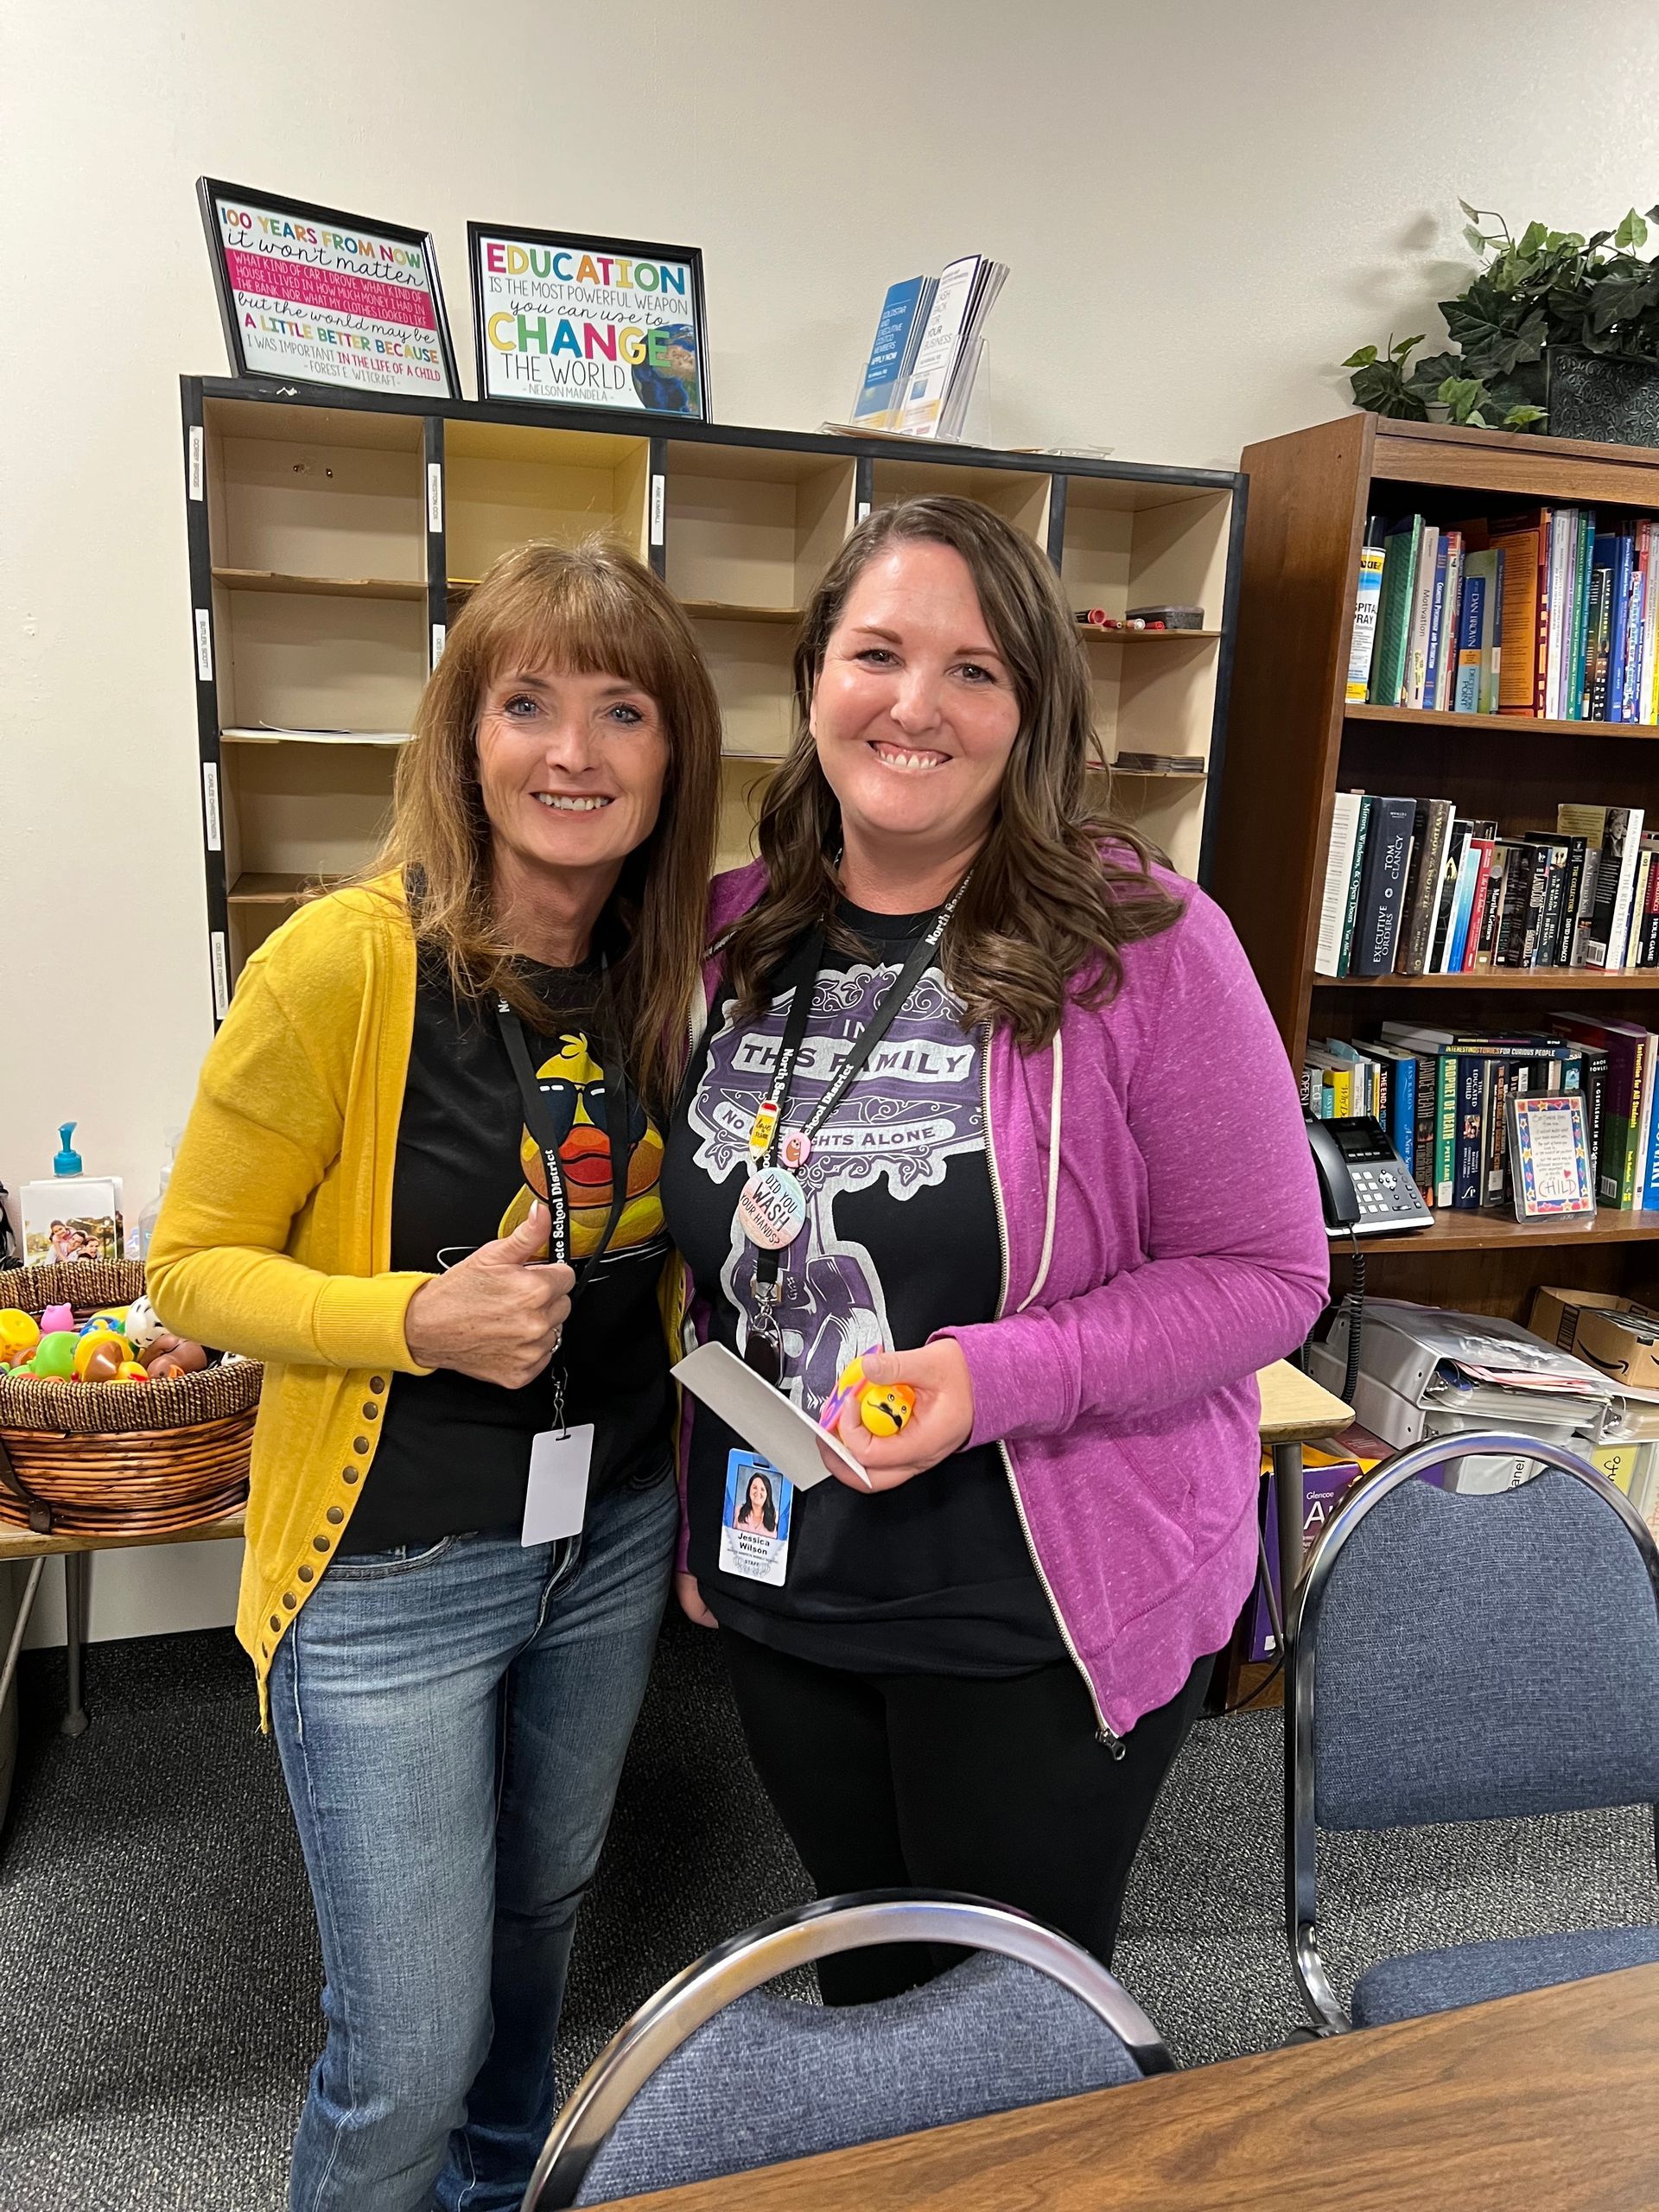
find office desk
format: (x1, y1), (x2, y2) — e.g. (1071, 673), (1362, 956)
(607, 1963), (1659, 2212)
(1256, 1360), (1352, 1619)
(0, 1511), (245, 1734)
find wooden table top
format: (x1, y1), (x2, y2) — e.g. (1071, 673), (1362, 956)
(607, 1964), (1659, 2212)
(1255, 1358), (1351, 1446)
(0, 1510), (245, 1561)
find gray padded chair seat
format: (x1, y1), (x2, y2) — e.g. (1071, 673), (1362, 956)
(1351, 1923), (1659, 2027)
(575, 1949), (1144, 2204)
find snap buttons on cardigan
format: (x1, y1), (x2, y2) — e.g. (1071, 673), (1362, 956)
(313, 1535), (330, 1553)
(370, 1376), (386, 1393)
(298, 1565), (314, 1583)
(326, 1506), (344, 1525)
(353, 1436), (370, 1453)
(342, 1466), (359, 1484)
(363, 1403), (378, 1420)
(283, 1592), (296, 1609)
(268, 1615), (280, 1632)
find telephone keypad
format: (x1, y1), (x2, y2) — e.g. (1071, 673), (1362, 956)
(1351, 1164), (1406, 1216)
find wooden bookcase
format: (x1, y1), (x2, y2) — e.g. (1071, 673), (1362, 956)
(181, 376), (1246, 1017)
(1212, 412), (1659, 1324)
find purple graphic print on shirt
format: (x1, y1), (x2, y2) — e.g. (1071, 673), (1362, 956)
(687, 962), (985, 1415)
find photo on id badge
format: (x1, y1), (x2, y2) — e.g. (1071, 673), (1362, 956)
(720, 1450), (793, 1586)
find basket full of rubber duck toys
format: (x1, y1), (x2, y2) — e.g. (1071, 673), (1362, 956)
(0, 1260), (260, 1536)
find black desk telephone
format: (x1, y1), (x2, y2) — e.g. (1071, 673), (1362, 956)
(1305, 1116), (1433, 1237)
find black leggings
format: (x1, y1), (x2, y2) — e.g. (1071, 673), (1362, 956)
(720, 1630), (1213, 2005)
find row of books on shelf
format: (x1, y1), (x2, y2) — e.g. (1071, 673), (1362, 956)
(1317, 794), (1654, 977)
(1347, 505), (1659, 722)
(1302, 1014), (1659, 1213)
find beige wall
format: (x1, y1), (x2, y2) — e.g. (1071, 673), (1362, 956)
(6, 0), (1659, 1642)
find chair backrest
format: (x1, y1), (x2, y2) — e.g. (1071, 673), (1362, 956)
(524, 1890), (1171, 2209)
(1286, 1430), (1659, 2029)
(1302, 1442), (1659, 1832)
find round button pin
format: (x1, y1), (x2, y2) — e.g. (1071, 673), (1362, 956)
(737, 1165), (808, 1250)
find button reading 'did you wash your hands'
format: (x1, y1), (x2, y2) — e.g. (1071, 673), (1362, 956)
(736, 1165), (808, 1251)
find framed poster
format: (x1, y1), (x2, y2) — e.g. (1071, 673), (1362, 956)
(468, 222), (708, 417)
(198, 177), (460, 400)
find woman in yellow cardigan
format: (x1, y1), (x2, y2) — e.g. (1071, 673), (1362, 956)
(148, 542), (721, 2212)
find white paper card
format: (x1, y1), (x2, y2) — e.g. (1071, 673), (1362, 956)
(522, 1423), (594, 1544)
(671, 1341), (868, 1492)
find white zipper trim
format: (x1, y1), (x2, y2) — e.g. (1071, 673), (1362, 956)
(981, 1031), (1121, 1750)
(1015, 1033), (1063, 1313)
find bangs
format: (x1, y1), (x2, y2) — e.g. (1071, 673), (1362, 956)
(466, 552), (689, 726)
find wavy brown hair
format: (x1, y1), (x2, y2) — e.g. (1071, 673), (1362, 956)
(370, 538), (721, 1115)
(721, 495), (1185, 1050)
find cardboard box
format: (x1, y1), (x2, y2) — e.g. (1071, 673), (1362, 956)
(1529, 1286), (1659, 1392)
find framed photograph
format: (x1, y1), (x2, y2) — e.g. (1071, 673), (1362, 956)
(198, 177), (460, 400)
(468, 222), (708, 417)
(1508, 1091), (1596, 1220)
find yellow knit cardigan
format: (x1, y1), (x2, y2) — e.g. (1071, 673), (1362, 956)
(153, 874), (686, 1720)
(147, 876), (435, 1719)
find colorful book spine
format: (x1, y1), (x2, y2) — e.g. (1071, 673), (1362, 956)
(1453, 570), (1485, 714)
(1337, 794), (1374, 976)
(1345, 518), (1388, 704)
(1368, 517), (1421, 709)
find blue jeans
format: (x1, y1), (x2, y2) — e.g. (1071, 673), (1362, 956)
(268, 1471), (677, 2212)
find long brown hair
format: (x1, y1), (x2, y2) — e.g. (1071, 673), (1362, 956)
(372, 538), (721, 1115)
(722, 495), (1185, 1051)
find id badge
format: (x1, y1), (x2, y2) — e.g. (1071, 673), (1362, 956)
(522, 1424), (594, 1546)
(718, 1448), (793, 1587)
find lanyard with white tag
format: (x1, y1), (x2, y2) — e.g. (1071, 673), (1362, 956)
(496, 997), (633, 1541)
(741, 874), (970, 1382)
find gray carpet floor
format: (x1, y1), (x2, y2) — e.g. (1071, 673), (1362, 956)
(0, 1615), (1655, 2211)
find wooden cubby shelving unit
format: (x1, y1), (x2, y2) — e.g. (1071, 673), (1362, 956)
(1213, 413), (1659, 1324)
(182, 375), (1246, 1019)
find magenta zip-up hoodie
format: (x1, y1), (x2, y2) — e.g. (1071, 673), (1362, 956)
(688, 857), (1331, 1740)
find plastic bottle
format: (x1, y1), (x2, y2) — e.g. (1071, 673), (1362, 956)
(129, 1127), (181, 1262)
(22, 1122), (125, 1266)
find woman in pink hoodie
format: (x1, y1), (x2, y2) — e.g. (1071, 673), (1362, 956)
(659, 494), (1327, 2005)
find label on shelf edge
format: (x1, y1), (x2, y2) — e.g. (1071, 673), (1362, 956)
(651, 475), (665, 546)
(211, 933), (229, 1022)
(856, 500), (871, 524)
(427, 462), (442, 533)
(194, 608), (213, 683)
(201, 761), (221, 851)
(431, 622), (447, 666)
(188, 426), (204, 502)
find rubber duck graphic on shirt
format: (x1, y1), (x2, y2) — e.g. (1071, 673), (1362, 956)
(498, 1032), (666, 1260)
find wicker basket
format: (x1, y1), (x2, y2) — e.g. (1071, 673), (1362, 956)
(0, 1260), (261, 1536)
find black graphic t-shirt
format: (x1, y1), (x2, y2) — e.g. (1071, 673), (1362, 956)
(661, 901), (1065, 1675)
(339, 954), (673, 1555)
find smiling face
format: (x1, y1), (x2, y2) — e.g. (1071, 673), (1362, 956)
(747, 1473), (770, 1516)
(808, 542), (1022, 884)
(475, 660), (670, 906)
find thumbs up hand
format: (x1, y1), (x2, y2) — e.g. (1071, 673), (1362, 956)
(403, 1202), (576, 1388)
(830, 1342), (976, 1491)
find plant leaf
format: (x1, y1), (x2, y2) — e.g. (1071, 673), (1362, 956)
(1438, 376), (1488, 424)
(1518, 219), (1549, 257)
(1343, 345), (1379, 368)
(1458, 197), (1482, 221)
(1349, 356), (1430, 419)
(1389, 332), (1426, 361)
(1615, 208), (1649, 251)
(1503, 404), (1548, 429)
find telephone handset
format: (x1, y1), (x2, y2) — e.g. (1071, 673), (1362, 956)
(1305, 1116), (1433, 1238)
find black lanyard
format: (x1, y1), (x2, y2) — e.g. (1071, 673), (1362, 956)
(750, 878), (967, 1297)
(495, 1002), (632, 1309)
